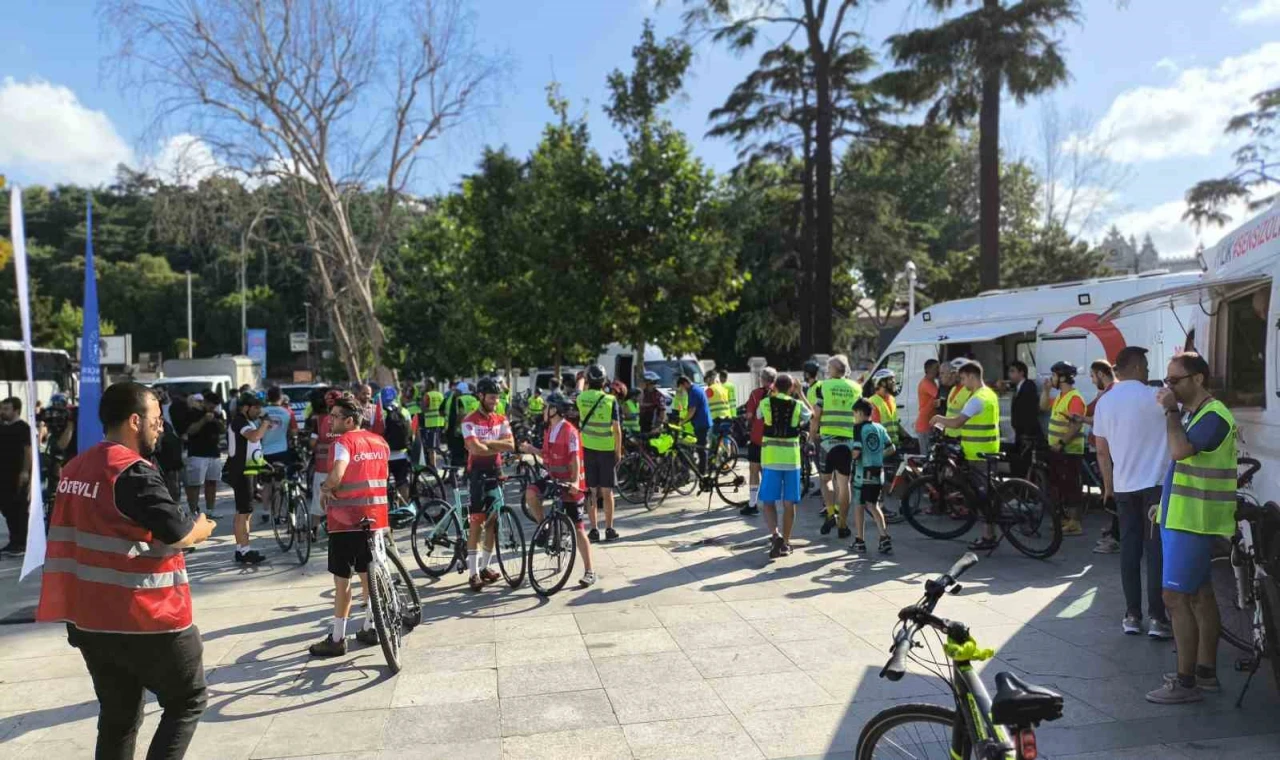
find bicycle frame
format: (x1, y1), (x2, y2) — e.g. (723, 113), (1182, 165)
(949, 649), (1016, 759)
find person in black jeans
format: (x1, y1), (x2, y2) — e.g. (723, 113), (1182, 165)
(0, 396), (32, 555)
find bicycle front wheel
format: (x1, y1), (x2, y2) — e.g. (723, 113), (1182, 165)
(387, 546), (422, 633)
(411, 499), (462, 578)
(856, 702), (968, 760)
(271, 488), (293, 551)
(615, 452), (650, 507)
(900, 477), (977, 540)
(529, 511), (578, 597)
(1212, 553), (1254, 652)
(998, 478), (1061, 559)
(291, 492), (311, 565)
(495, 507), (527, 588)
(367, 556), (403, 674)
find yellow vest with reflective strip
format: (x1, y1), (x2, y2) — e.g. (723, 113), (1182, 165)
(945, 386), (971, 439)
(867, 392), (900, 444)
(960, 386), (1000, 462)
(760, 395), (802, 470)
(576, 389), (617, 452)
(422, 390), (445, 428)
(1047, 388), (1084, 454)
(819, 378), (862, 439)
(1162, 399), (1237, 537)
(708, 382), (732, 420)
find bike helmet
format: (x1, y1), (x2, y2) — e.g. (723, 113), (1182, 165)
(476, 377), (501, 396)
(49, 392), (69, 408)
(380, 386), (398, 406)
(586, 364), (607, 384)
(546, 392), (573, 417)
(871, 368), (896, 386)
(642, 370), (661, 384)
(323, 389), (344, 408)
(456, 380), (471, 394)
(1050, 361), (1078, 380)
(948, 357), (968, 370)
(802, 359), (821, 377)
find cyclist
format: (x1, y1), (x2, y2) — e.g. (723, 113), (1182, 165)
(260, 386), (298, 527)
(310, 395), (391, 656)
(462, 377), (515, 591)
(866, 369), (902, 448)
(674, 374), (713, 479)
(1043, 361), (1086, 537)
(850, 398), (895, 555)
(380, 386), (415, 505)
(812, 355), (861, 538)
(742, 366), (777, 516)
(527, 388), (546, 423)
(445, 381), (478, 468)
(577, 365), (622, 543)
(520, 393), (598, 587)
(227, 392), (269, 565)
(638, 371), (665, 434)
(418, 379), (446, 470)
(707, 372), (735, 476)
(758, 373), (803, 557)
(941, 358), (971, 444)
(309, 389), (345, 535)
(930, 360), (1002, 551)
(718, 369), (738, 417)
(622, 386), (642, 438)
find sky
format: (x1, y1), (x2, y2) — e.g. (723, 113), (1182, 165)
(4, 0), (1280, 260)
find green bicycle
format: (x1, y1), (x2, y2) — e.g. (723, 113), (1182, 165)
(409, 466), (526, 586)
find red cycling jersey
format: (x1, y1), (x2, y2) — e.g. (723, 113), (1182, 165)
(462, 409), (511, 471)
(747, 385), (772, 446)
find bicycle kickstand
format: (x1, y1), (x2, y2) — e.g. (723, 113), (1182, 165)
(1234, 654), (1261, 708)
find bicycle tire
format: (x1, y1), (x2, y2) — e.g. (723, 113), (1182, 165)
(715, 435), (739, 474)
(900, 476), (977, 540)
(714, 470), (749, 508)
(271, 489), (293, 551)
(529, 511), (578, 597)
(386, 546), (422, 632)
(1212, 553), (1254, 652)
(411, 499), (462, 578)
(291, 492), (311, 565)
(1259, 573), (1280, 691)
(998, 478), (1062, 560)
(495, 507), (527, 588)
(414, 464), (446, 502)
(855, 702), (968, 760)
(614, 452), (648, 506)
(366, 551), (402, 674)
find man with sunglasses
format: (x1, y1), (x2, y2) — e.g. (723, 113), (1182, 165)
(1145, 352), (1237, 704)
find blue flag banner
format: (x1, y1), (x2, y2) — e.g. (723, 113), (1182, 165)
(247, 329), (268, 381)
(77, 195), (104, 453)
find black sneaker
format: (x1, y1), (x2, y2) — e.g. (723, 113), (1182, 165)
(837, 527), (852, 540)
(852, 538), (867, 553)
(605, 527), (619, 542)
(355, 627), (379, 646)
(235, 549), (266, 565)
(1, 543), (25, 556)
(820, 516), (836, 535)
(309, 636), (347, 657)
(739, 505), (760, 516)
(878, 535), (893, 555)
(780, 541), (792, 556)
(768, 535), (782, 559)
(587, 528), (600, 542)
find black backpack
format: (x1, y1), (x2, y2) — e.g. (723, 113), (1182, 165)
(383, 405), (410, 451)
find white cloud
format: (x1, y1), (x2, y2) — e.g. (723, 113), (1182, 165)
(1106, 185), (1280, 259)
(145, 134), (223, 186)
(1069, 43), (1280, 164)
(0, 77), (134, 185)
(1153, 57), (1179, 74)
(1235, 0), (1280, 23)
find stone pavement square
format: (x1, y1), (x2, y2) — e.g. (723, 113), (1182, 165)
(3, 483), (1280, 758)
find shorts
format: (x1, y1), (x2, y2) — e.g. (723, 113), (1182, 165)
(389, 458), (411, 492)
(1161, 525), (1216, 593)
(421, 428), (441, 449)
(859, 483), (883, 506)
(327, 530), (372, 579)
(228, 472), (255, 514)
(759, 468), (801, 504)
(184, 456), (223, 487)
(823, 442), (853, 477)
(532, 479), (586, 527)
(747, 443), (761, 464)
(468, 470), (503, 522)
(310, 472), (328, 516)
(583, 449), (616, 489)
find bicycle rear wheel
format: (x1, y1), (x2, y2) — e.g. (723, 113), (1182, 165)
(855, 702), (967, 760)
(998, 478), (1061, 560)
(1259, 573), (1280, 691)
(495, 507), (526, 588)
(615, 452), (651, 508)
(1212, 552), (1255, 652)
(291, 492), (311, 565)
(714, 434), (738, 474)
(271, 488), (293, 551)
(366, 554), (403, 674)
(414, 464), (446, 502)
(900, 477), (977, 540)
(529, 511), (578, 597)
(411, 499), (462, 578)
(714, 469), (749, 508)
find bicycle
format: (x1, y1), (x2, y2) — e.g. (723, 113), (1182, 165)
(649, 424), (750, 509)
(264, 461), (313, 565)
(526, 480), (584, 597)
(409, 466), (527, 586)
(857, 552), (1064, 759)
(1211, 456), (1280, 704)
(898, 451), (1061, 559)
(359, 517), (422, 674)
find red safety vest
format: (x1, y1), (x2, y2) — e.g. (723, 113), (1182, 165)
(327, 429), (390, 533)
(37, 442), (192, 633)
(313, 414), (340, 474)
(543, 421), (586, 502)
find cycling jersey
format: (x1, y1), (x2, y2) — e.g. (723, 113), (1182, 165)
(462, 410), (510, 472)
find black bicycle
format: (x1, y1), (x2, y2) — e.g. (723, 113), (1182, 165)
(264, 461), (313, 565)
(857, 552), (1064, 759)
(898, 451), (1061, 559)
(360, 517), (422, 674)
(649, 424), (750, 509)
(527, 480), (582, 597)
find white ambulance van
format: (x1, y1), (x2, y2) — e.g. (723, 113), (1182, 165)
(867, 271), (1203, 443)
(1103, 205), (1280, 506)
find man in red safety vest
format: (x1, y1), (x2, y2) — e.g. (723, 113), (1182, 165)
(310, 394), (392, 657)
(37, 381), (216, 759)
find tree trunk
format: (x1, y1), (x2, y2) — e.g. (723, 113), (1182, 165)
(309, 239), (362, 381)
(634, 340), (647, 390)
(978, 61), (1002, 292)
(812, 51), (835, 354)
(799, 129), (816, 361)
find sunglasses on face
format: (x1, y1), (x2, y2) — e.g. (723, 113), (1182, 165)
(1163, 374), (1191, 387)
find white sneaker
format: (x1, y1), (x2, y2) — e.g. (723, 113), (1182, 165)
(1122, 614), (1142, 635)
(578, 571), (598, 588)
(1092, 536), (1120, 554)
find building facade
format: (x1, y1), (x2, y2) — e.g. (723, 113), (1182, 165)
(1096, 226), (1202, 275)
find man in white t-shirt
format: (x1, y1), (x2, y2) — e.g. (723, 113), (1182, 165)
(1093, 346), (1172, 639)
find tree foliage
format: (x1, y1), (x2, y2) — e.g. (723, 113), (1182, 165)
(1185, 87), (1280, 228)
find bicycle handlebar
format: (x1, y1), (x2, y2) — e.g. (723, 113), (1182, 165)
(880, 552), (979, 681)
(1238, 457), (1262, 489)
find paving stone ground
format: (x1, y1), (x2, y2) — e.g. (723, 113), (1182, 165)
(2, 480), (1279, 759)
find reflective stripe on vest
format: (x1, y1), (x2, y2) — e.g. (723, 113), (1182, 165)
(577, 389), (617, 451)
(726, 382), (738, 411)
(761, 396), (802, 470)
(422, 391), (445, 428)
(868, 393), (900, 443)
(960, 387), (1000, 462)
(623, 399), (641, 433)
(945, 386), (971, 439)
(36, 441), (193, 633)
(327, 430), (391, 533)
(708, 382), (732, 420)
(543, 422), (587, 496)
(819, 378), (861, 439)
(1163, 399), (1237, 537)
(1047, 388), (1084, 454)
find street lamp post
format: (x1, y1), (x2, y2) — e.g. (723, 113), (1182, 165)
(905, 260), (918, 319)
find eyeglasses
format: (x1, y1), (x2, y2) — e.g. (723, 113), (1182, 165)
(1163, 374), (1191, 387)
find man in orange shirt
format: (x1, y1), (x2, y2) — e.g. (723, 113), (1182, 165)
(914, 359), (939, 454)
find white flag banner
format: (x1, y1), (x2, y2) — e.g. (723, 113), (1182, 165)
(11, 187), (47, 581)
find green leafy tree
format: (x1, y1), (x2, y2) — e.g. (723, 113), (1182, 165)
(1185, 87), (1280, 228)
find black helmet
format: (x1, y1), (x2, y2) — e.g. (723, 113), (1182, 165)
(476, 377), (501, 396)
(586, 364), (607, 384)
(803, 359), (821, 376)
(1050, 361), (1078, 380)
(546, 392), (573, 417)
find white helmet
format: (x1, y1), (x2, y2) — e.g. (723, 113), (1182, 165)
(871, 368), (896, 386)
(948, 358), (968, 370)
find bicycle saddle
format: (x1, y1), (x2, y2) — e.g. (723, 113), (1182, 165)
(990, 672), (1063, 726)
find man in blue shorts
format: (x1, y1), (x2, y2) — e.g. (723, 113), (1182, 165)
(757, 374), (803, 558)
(1145, 352), (1237, 704)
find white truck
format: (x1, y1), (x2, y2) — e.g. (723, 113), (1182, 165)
(596, 343), (705, 391)
(866, 270), (1204, 443)
(162, 355), (259, 390)
(1104, 203), (1280, 506)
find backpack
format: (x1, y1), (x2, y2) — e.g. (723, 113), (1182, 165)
(383, 405), (410, 451)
